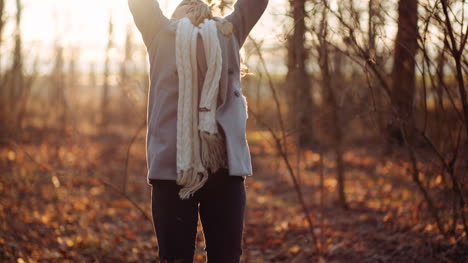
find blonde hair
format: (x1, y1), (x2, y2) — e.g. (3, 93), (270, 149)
(239, 48), (250, 78)
(177, 0), (249, 78)
(187, 2), (213, 26)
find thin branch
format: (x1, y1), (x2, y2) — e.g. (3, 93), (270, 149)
(9, 140), (152, 223)
(123, 119), (147, 194)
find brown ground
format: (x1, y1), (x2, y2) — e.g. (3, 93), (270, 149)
(1, 126), (466, 262)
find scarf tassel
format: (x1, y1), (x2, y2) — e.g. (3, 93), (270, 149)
(200, 131), (228, 174)
(177, 169), (209, 199)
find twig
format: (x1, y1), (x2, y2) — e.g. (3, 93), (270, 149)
(123, 120), (146, 194)
(247, 35), (320, 251)
(249, 109), (319, 251)
(398, 125), (445, 234)
(440, 0), (468, 138)
(9, 140), (152, 223)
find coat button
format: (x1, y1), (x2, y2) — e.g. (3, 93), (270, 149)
(234, 90), (240, 97)
(228, 68), (234, 74)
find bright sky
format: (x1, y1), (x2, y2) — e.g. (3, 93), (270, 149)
(6, 0), (440, 75)
(3, 0), (286, 73)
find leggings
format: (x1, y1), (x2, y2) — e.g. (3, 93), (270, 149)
(150, 168), (246, 263)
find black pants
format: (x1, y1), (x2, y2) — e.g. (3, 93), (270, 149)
(150, 168), (246, 263)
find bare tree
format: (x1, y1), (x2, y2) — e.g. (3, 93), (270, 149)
(316, 2), (348, 209)
(50, 45), (66, 131)
(0, 0), (5, 70)
(367, 0), (388, 134)
(286, 0), (315, 149)
(0, 0), (7, 124)
(0, 0), (37, 131)
(88, 62), (98, 124)
(10, 0), (24, 108)
(390, 0), (419, 140)
(119, 25), (134, 122)
(6, 0), (25, 130)
(439, 0), (468, 138)
(101, 15), (114, 130)
(66, 47), (80, 132)
(207, 0), (233, 15)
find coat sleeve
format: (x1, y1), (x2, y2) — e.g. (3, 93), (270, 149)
(128, 0), (169, 47)
(224, 0), (269, 47)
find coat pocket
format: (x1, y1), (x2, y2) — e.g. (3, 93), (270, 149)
(232, 88), (248, 121)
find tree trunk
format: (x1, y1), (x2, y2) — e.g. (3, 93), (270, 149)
(286, 0), (315, 149)
(390, 0), (418, 138)
(101, 16), (114, 130)
(0, 0), (5, 72)
(317, 6), (348, 209)
(119, 26), (134, 123)
(0, 0), (6, 127)
(51, 45), (66, 131)
(8, 0), (24, 130)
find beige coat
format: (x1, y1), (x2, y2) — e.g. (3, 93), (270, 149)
(128, 0), (269, 183)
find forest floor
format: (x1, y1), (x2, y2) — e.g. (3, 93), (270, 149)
(1, 126), (467, 263)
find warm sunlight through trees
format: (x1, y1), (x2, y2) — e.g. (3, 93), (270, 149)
(1, 0), (467, 262)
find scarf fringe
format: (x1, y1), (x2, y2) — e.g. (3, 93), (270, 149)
(200, 131), (227, 173)
(177, 169), (209, 200)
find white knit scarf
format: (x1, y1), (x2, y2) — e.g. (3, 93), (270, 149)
(175, 17), (227, 200)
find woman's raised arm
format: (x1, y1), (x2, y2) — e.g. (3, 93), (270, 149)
(225, 0), (269, 47)
(128, 0), (169, 47)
